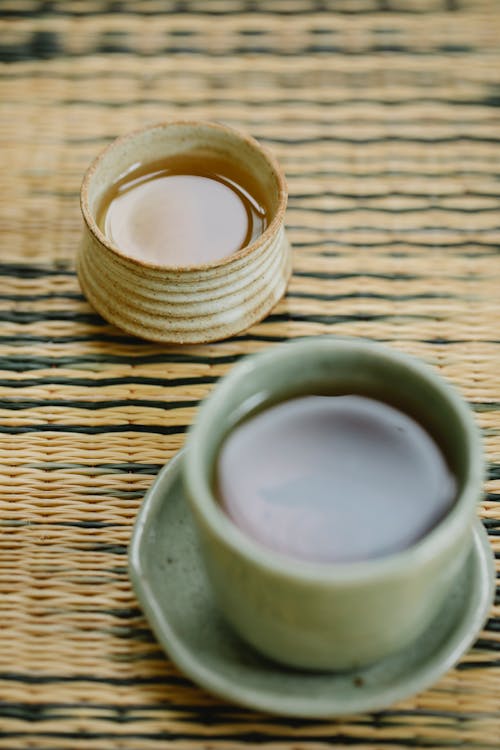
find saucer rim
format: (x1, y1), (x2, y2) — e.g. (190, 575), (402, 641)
(129, 452), (495, 718)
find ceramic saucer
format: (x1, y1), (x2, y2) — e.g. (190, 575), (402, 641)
(128, 453), (495, 718)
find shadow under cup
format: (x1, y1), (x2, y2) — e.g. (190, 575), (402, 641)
(184, 338), (484, 671)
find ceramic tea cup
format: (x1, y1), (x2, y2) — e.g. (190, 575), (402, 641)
(183, 337), (484, 671)
(78, 121), (290, 344)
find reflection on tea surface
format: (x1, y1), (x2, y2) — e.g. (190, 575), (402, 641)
(98, 152), (270, 266)
(217, 395), (457, 564)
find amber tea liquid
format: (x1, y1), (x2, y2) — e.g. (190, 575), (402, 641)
(98, 152), (270, 266)
(216, 395), (457, 564)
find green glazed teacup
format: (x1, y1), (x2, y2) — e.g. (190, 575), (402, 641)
(183, 338), (483, 671)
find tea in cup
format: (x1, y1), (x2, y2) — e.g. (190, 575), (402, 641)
(78, 121), (290, 343)
(184, 337), (483, 670)
(216, 393), (457, 565)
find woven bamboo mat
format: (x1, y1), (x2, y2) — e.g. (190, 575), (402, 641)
(0, 0), (499, 747)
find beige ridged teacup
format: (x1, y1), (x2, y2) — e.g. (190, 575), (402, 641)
(78, 121), (290, 344)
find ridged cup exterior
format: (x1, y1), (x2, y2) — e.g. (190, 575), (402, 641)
(78, 224), (291, 344)
(78, 121), (290, 344)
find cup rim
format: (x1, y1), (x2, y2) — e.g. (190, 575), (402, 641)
(184, 337), (484, 584)
(80, 119), (288, 272)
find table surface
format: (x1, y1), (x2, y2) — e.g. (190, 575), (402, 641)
(1, 1), (499, 747)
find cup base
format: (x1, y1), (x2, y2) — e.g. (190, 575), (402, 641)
(129, 452), (495, 718)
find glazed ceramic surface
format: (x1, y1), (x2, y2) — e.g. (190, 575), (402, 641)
(78, 121), (290, 343)
(128, 452), (495, 717)
(184, 338), (487, 670)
